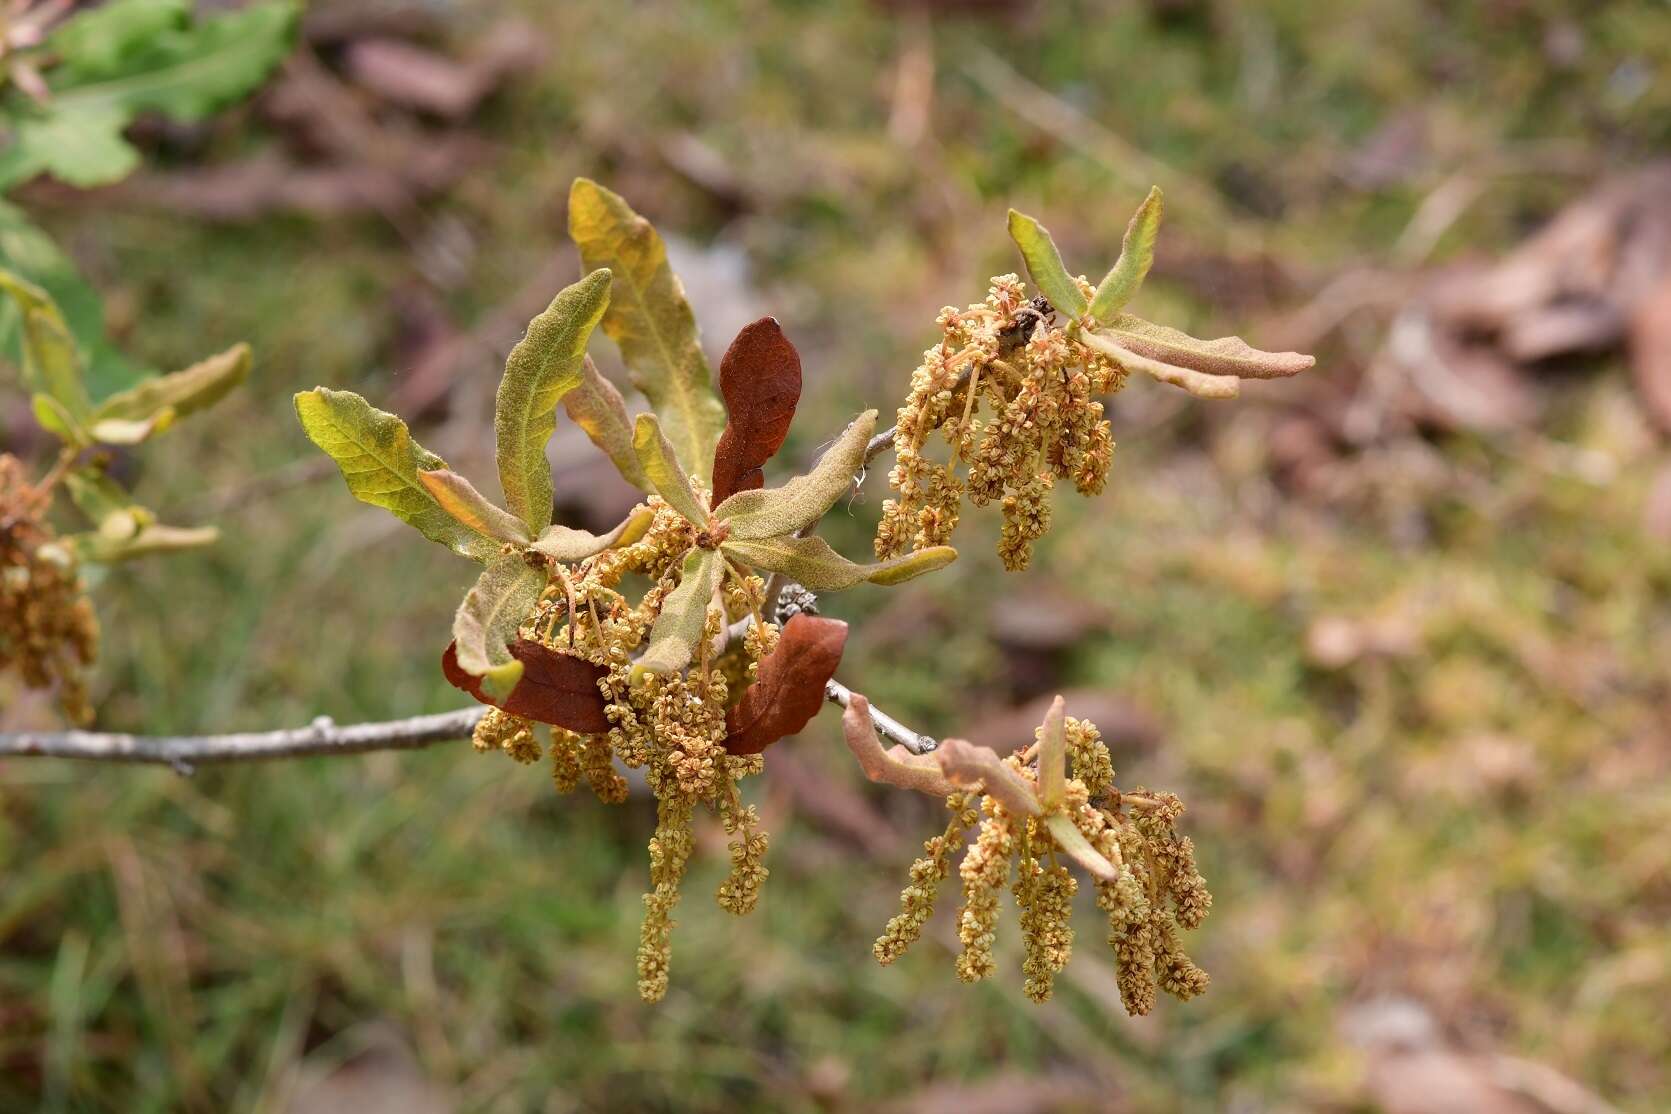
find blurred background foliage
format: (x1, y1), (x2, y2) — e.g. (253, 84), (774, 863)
(2, 0), (1669, 1110)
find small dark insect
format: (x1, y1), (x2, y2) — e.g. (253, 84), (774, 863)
(999, 295), (1056, 351)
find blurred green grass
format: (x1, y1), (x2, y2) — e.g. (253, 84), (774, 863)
(4, 0), (1671, 1110)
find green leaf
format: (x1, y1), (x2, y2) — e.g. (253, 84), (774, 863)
(451, 552), (546, 698)
(634, 548), (720, 677)
(563, 355), (646, 490)
(91, 342), (250, 427)
(66, 523), (219, 564)
(0, 200), (141, 397)
(713, 410), (876, 541)
(294, 388), (499, 561)
(89, 415), (171, 444)
(1101, 314), (1316, 380)
(417, 469), (531, 546)
(1007, 209), (1088, 321)
(63, 469), (148, 542)
(0, 0), (298, 190)
(30, 393), (85, 443)
(1088, 187), (1162, 321)
(568, 178), (726, 480)
(530, 506), (655, 562)
(0, 269), (93, 425)
(722, 534), (955, 591)
(494, 268), (611, 532)
(633, 413), (708, 526)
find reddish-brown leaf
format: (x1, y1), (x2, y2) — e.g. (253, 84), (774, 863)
(709, 317), (803, 507)
(442, 639), (611, 733)
(723, 614), (848, 755)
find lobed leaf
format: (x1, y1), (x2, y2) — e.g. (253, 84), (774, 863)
(568, 178), (726, 481)
(1102, 314), (1314, 380)
(723, 614), (847, 755)
(494, 268), (612, 532)
(1007, 209), (1088, 320)
(713, 409), (876, 540)
(530, 506), (655, 562)
(1089, 186), (1163, 321)
(442, 639), (611, 734)
(563, 356), (646, 490)
(633, 413), (708, 526)
(634, 548), (720, 676)
(294, 387), (499, 560)
(91, 342), (250, 429)
(709, 317), (803, 506)
(450, 552), (547, 698)
(0, 0), (298, 190)
(721, 534), (955, 591)
(418, 469), (531, 546)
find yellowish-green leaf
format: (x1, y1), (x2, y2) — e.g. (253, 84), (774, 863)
(1006, 209), (1087, 320)
(89, 413), (173, 444)
(1089, 187), (1162, 321)
(563, 355), (646, 490)
(495, 268), (611, 531)
(633, 412), (708, 526)
(92, 342), (250, 426)
(30, 392), (85, 443)
(568, 178), (726, 480)
(634, 547), (720, 677)
(530, 506), (654, 562)
(1078, 330), (1239, 400)
(294, 387), (499, 560)
(1043, 812), (1118, 881)
(0, 268), (92, 422)
(1037, 694), (1067, 810)
(713, 409), (876, 540)
(451, 551), (546, 698)
(418, 469), (531, 546)
(66, 523), (218, 564)
(63, 469), (146, 537)
(1103, 314), (1314, 380)
(722, 534), (955, 591)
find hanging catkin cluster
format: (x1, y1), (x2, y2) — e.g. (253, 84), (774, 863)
(876, 274), (1123, 571)
(0, 455), (98, 724)
(467, 493), (779, 1002)
(871, 706), (1212, 1014)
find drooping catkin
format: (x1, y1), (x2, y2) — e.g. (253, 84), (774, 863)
(954, 797), (1016, 983)
(716, 783), (769, 916)
(637, 793), (696, 1003)
(875, 791), (979, 965)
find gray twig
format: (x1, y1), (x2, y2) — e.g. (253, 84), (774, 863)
(0, 709), (486, 774)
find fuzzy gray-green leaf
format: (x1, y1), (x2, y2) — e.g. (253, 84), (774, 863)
(1089, 187), (1163, 321)
(418, 469), (531, 546)
(495, 268), (611, 532)
(633, 413), (708, 526)
(294, 387), (498, 560)
(722, 534), (955, 591)
(713, 410), (876, 540)
(530, 506), (655, 562)
(451, 551), (546, 697)
(634, 548), (720, 676)
(1007, 209), (1087, 321)
(563, 356), (646, 490)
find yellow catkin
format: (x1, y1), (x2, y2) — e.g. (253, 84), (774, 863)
(954, 797), (1016, 983)
(877, 276), (1122, 569)
(637, 793), (696, 1003)
(874, 791), (979, 965)
(715, 783), (769, 915)
(550, 730), (584, 793)
(1064, 716), (1115, 800)
(579, 735), (628, 804)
